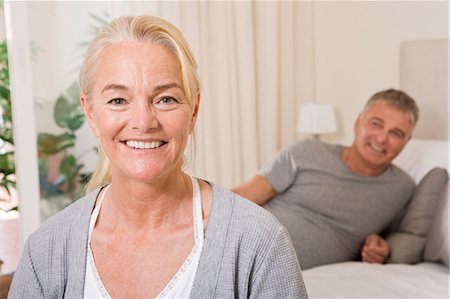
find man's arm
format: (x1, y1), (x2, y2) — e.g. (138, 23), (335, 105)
(232, 175), (277, 206)
(361, 234), (390, 263)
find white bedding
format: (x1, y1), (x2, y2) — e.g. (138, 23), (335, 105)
(303, 138), (449, 299)
(303, 261), (449, 299)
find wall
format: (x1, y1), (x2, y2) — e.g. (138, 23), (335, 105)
(24, 1), (448, 174)
(313, 1), (448, 145)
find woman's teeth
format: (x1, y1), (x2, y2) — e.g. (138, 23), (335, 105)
(126, 140), (164, 149)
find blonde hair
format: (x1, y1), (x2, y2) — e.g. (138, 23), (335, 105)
(79, 15), (200, 192)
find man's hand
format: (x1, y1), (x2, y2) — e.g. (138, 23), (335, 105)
(361, 234), (390, 264)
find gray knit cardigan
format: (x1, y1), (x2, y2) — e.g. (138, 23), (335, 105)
(9, 182), (308, 298)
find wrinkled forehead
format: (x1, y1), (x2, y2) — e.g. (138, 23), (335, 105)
(364, 99), (416, 127)
(363, 101), (414, 134)
(93, 42), (182, 91)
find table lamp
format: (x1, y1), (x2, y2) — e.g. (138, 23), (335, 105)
(297, 102), (337, 139)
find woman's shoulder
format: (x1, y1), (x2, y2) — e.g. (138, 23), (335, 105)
(209, 183), (285, 236)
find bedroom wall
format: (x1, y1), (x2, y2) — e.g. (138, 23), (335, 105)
(313, 1), (448, 145)
(24, 1), (448, 169)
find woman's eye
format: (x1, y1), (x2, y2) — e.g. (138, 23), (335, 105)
(158, 96), (177, 104)
(153, 96), (180, 111)
(108, 98), (126, 105)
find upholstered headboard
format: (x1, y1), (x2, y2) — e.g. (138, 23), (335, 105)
(399, 39), (449, 141)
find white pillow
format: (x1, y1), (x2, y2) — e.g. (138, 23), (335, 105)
(393, 139), (448, 183)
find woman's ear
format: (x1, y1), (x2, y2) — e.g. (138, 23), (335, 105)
(80, 93), (99, 137)
(189, 93), (201, 133)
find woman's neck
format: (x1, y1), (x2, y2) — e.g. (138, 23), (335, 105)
(101, 172), (193, 231)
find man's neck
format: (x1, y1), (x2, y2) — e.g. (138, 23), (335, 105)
(341, 146), (388, 176)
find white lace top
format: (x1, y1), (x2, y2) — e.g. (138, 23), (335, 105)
(83, 177), (204, 298)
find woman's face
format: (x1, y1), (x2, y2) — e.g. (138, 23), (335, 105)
(81, 41), (198, 184)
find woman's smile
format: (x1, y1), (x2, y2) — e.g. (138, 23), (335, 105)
(82, 41), (197, 183)
(124, 140), (168, 150)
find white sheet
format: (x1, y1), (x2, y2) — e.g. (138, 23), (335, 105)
(303, 261), (449, 299)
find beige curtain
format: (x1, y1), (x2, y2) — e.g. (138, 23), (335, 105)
(109, 1), (314, 188)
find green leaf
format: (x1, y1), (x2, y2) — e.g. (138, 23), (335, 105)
(0, 181), (10, 195)
(0, 126), (14, 145)
(53, 85), (85, 132)
(0, 176), (16, 196)
(38, 132), (77, 155)
(56, 132), (76, 152)
(54, 95), (71, 128)
(37, 133), (61, 155)
(59, 155), (77, 178)
(0, 152), (15, 175)
(0, 83), (10, 100)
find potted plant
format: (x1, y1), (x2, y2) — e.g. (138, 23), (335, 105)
(0, 34), (17, 212)
(1, 9), (105, 217)
(37, 81), (93, 219)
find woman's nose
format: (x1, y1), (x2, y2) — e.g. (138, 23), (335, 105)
(131, 103), (158, 131)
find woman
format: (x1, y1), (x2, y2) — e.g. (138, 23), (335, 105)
(9, 15), (308, 298)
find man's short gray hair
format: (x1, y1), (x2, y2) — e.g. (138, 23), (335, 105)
(363, 89), (419, 126)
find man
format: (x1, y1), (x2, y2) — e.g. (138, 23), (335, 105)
(233, 89), (419, 270)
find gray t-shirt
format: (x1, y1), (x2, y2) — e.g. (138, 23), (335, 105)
(259, 139), (415, 269)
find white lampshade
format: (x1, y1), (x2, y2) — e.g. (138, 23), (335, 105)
(297, 102), (337, 138)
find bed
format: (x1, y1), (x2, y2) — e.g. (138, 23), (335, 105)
(303, 39), (449, 298)
(303, 139), (449, 298)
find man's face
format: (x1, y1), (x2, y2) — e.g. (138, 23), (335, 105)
(353, 101), (414, 172)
